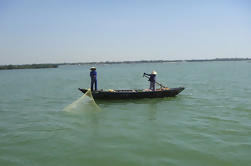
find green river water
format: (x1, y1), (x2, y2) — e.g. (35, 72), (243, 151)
(0, 61), (251, 166)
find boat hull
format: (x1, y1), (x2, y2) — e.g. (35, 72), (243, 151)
(78, 87), (185, 100)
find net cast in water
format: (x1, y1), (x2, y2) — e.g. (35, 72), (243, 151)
(63, 89), (100, 112)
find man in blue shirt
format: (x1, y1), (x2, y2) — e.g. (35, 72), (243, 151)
(144, 70), (157, 91)
(90, 67), (97, 91)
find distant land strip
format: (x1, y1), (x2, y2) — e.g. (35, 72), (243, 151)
(61, 58), (251, 65)
(0, 58), (250, 70)
(0, 64), (58, 70)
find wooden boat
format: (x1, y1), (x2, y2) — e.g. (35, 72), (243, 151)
(78, 87), (185, 100)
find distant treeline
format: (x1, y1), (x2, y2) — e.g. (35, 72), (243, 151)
(58, 60), (184, 65)
(1, 58), (250, 70)
(185, 58), (251, 62)
(60, 58), (251, 65)
(0, 64), (58, 70)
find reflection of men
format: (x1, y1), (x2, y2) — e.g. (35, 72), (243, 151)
(144, 70), (157, 91)
(90, 67), (97, 91)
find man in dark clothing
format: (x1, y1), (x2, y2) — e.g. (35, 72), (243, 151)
(90, 67), (97, 91)
(144, 71), (157, 91)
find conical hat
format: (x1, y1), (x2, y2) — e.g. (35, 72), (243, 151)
(152, 70), (157, 75)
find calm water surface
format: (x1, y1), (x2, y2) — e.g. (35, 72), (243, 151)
(0, 62), (251, 166)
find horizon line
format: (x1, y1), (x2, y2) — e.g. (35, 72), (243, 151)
(1, 57), (251, 66)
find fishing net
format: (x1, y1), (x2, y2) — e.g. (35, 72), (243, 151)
(63, 89), (100, 112)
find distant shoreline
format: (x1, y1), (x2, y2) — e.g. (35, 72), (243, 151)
(1, 58), (250, 70)
(60, 58), (251, 65)
(0, 64), (58, 70)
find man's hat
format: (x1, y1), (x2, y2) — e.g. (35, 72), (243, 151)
(152, 70), (157, 75)
(90, 67), (96, 70)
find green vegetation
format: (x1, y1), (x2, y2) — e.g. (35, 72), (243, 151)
(0, 64), (58, 70)
(185, 58), (251, 62)
(58, 58), (251, 66)
(1, 58), (250, 70)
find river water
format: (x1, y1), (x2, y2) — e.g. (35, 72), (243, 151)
(0, 61), (250, 166)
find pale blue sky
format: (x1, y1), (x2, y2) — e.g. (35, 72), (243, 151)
(0, 0), (250, 65)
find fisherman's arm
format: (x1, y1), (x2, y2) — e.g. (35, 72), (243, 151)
(144, 73), (151, 76)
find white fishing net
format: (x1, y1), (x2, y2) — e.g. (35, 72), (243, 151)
(63, 89), (100, 112)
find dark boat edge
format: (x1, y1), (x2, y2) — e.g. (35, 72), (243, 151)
(78, 87), (185, 100)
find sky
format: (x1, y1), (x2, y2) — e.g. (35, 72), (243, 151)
(0, 0), (251, 65)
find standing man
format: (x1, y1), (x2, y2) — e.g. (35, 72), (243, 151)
(143, 70), (157, 91)
(90, 67), (97, 91)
